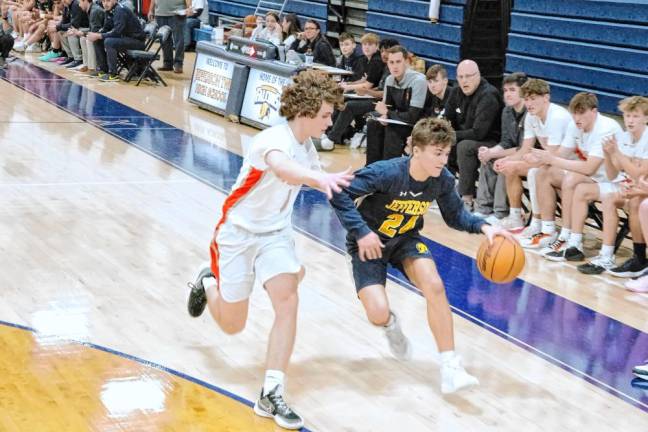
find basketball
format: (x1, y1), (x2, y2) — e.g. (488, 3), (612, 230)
(476, 235), (525, 284)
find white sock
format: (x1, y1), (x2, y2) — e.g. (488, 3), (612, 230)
(263, 369), (285, 396)
(527, 168), (540, 214)
(601, 244), (615, 257)
(559, 228), (571, 241)
(510, 208), (522, 218)
(530, 217), (542, 230)
(568, 233), (583, 248)
(541, 221), (555, 235)
(440, 350), (456, 365)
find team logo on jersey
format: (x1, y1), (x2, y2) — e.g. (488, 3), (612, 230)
(254, 84), (281, 120)
(416, 242), (428, 254)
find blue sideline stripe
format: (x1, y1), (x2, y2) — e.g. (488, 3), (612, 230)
(2, 60), (647, 412)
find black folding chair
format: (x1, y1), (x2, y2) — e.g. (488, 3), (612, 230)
(118, 22), (158, 76)
(125, 25), (171, 87)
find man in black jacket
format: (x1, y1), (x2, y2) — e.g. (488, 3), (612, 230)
(444, 59), (503, 210)
(423, 64), (454, 118)
(57, 0), (89, 68)
(87, 0), (145, 81)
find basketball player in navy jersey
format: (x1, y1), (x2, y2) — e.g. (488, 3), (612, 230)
(330, 117), (515, 394)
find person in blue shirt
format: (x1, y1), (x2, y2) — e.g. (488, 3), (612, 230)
(330, 117), (515, 394)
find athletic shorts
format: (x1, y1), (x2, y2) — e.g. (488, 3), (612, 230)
(348, 234), (433, 293)
(211, 222), (301, 303)
(597, 181), (621, 197)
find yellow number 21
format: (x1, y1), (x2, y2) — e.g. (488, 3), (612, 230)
(377, 214), (419, 238)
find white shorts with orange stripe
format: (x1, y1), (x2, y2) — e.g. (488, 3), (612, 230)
(210, 222), (301, 303)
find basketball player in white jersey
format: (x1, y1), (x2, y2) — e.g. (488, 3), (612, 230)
(186, 70), (352, 430)
(494, 78), (571, 235)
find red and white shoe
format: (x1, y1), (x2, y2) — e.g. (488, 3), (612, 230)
(520, 232), (557, 249)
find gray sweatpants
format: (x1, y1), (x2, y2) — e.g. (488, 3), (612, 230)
(475, 160), (509, 218)
(60, 32), (82, 60)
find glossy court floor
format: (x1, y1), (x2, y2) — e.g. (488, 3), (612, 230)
(1, 53), (648, 431)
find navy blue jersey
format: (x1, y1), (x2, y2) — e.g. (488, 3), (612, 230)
(330, 157), (486, 248)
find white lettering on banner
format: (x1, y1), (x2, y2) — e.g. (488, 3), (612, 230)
(189, 53), (235, 111)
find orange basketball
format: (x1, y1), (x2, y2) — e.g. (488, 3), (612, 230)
(476, 235), (525, 284)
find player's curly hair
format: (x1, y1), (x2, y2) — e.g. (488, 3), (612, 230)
(279, 70), (344, 120)
(411, 117), (455, 149)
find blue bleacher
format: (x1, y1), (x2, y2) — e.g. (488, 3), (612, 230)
(506, 0), (648, 114)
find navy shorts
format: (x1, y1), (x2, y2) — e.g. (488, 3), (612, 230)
(349, 234), (434, 293)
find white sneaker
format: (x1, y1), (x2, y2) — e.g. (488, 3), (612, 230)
(383, 312), (411, 360)
(13, 41), (26, 52)
(499, 214), (525, 231)
(441, 355), (479, 394)
(26, 43), (41, 53)
(320, 134), (335, 150)
(540, 237), (568, 256)
(350, 132), (365, 149)
(633, 361), (648, 380)
(516, 223), (541, 240)
(520, 231), (557, 249)
(485, 214), (502, 226)
(11, 31), (19, 39)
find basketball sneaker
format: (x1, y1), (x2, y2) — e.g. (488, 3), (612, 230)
(516, 222), (540, 239)
(625, 275), (648, 293)
(499, 214), (525, 232)
(632, 361), (648, 380)
(607, 255), (648, 278)
(544, 246), (585, 262)
(540, 237), (568, 256)
(441, 354), (479, 394)
(577, 254), (615, 275)
(254, 386), (304, 430)
(186, 266), (213, 317)
(383, 312), (411, 360)
(520, 232), (557, 249)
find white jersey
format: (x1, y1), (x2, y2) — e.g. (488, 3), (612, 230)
(617, 127), (648, 159)
(220, 123), (321, 233)
(560, 114), (623, 181)
(523, 103), (571, 148)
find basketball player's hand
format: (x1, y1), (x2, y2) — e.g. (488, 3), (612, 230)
(357, 232), (384, 261)
(316, 168), (354, 199)
(478, 146), (491, 164)
(602, 135), (618, 155)
(481, 224), (517, 245)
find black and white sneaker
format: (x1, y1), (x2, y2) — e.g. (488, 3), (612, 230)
(607, 255), (648, 278)
(186, 266), (213, 317)
(544, 246), (585, 262)
(254, 386), (304, 430)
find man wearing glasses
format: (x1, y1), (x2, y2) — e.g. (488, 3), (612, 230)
(444, 59), (502, 211)
(288, 19), (335, 66)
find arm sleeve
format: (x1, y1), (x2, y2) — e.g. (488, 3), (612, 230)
(329, 164), (387, 240)
(455, 91), (500, 142)
(436, 173), (487, 234)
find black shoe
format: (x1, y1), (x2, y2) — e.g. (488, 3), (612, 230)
(59, 57), (74, 65)
(607, 255), (648, 278)
(65, 59), (83, 68)
(545, 246), (584, 262)
(253, 386), (304, 430)
(187, 266), (212, 317)
(158, 65), (173, 71)
(577, 262), (607, 275)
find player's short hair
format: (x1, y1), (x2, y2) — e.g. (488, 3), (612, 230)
(503, 72), (528, 89)
(519, 77), (549, 97)
(280, 70), (344, 120)
(569, 92), (598, 113)
(411, 117), (455, 150)
(425, 64), (447, 80)
(619, 95), (648, 116)
(379, 38), (399, 51)
(338, 32), (355, 43)
(386, 45), (409, 59)
(360, 32), (380, 45)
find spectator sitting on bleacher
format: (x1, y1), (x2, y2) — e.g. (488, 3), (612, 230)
(288, 19), (334, 66)
(12, 0), (49, 52)
(252, 11), (282, 46)
(87, 0), (145, 82)
(474, 72), (528, 225)
(0, 17), (14, 68)
(339, 32), (382, 93)
(183, 0), (203, 52)
(365, 45), (427, 165)
(444, 59), (502, 211)
(494, 78), (571, 234)
(572, 96), (648, 277)
(249, 14), (263, 39)
(422, 64), (454, 118)
(319, 37), (399, 151)
(148, 0), (191, 74)
(336, 32), (361, 80)
(69, 0), (103, 73)
(8, 0), (34, 43)
(521, 92), (622, 254)
(280, 13), (299, 48)
(57, 0), (88, 68)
